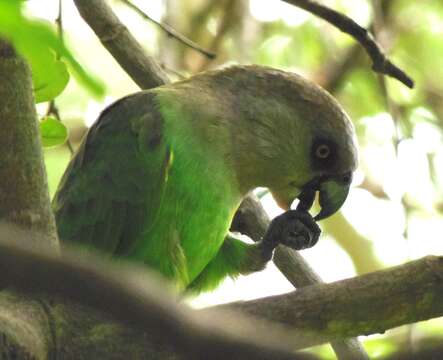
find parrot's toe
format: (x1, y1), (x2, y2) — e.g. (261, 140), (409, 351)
(262, 210), (321, 254)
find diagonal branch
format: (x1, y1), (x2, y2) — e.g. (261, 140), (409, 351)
(118, 0), (216, 59)
(281, 0), (414, 88)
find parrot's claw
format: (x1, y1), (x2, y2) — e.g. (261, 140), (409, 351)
(259, 210), (321, 260)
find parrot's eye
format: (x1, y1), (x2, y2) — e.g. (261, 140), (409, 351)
(310, 137), (337, 171)
(315, 144), (330, 159)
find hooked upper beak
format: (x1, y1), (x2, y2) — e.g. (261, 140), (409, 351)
(296, 172), (352, 221)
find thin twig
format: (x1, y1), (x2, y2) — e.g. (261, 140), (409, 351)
(45, 102), (74, 155)
(47, 0), (74, 155)
(118, 0), (216, 59)
(281, 0), (414, 88)
(73, 0), (169, 89)
(159, 62), (187, 80)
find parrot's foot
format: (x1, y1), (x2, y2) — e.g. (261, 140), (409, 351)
(259, 210), (321, 260)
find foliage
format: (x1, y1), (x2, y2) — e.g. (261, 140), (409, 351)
(39, 116), (69, 148)
(0, 0), (104, 102)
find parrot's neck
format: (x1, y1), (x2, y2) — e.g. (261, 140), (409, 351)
(153, 85), (290, 196)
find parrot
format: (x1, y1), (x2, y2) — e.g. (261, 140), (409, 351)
(52, 65), (358, 293)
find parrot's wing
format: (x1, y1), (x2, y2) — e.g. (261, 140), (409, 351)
(53, 91), (171, 255)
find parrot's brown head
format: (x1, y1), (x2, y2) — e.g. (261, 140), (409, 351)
(205, 65), (358, 220)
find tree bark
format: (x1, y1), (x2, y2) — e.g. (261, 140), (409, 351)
(0, 38), (59, 359)
(216, 255), (443, 349)
(0, 40), (58, 252)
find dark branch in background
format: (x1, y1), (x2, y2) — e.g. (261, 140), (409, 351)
(282, 0), (414, 88)
(72, 0), (368, 359)
(318, 43), (363, 93)
(196, 0), (237, 72)
(118, 0), (216, 60)
(370, 7), (414, 348)
(47, 0), (74, 155)
(46, 0), (74, 154)
(371, 0), (404, 153)
(160, 62), (187, 80)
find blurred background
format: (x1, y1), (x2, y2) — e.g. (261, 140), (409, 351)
(25, 0), (443, 358)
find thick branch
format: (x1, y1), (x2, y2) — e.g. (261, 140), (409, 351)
(73, 0), (169, 89)
(0, 292), (51, 359)
(0, 40), (58, 251)
(0, 38), (61, 359)
(217, 255), (443, 349)
(281, 0), (414, 88)
(2, 236), (443, 353)
(0, 239), (309, 360)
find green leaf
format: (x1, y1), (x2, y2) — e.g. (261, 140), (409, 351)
(33, 51), (70, 103)
(0, 1), (105, 99)
(40, 117), (69, 148)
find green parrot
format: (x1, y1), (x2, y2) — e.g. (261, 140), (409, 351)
(53, 65), (358, 293)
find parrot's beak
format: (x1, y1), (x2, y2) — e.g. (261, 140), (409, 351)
(296, 172), (352, 221)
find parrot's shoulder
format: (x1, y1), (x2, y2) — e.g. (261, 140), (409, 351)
(53, 90), (172, 255)
(76, 90), (166, 167)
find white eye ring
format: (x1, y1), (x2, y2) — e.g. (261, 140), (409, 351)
(315, 144), (330, 159)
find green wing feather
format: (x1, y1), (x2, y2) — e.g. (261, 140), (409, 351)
(53, 91), (170, 256)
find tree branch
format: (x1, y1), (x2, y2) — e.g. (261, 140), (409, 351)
(216, 255), (443, 349)
(2, 234), (443, 354)
(118, 0), (216, 59)
(281, 0), (414, 88)
(0, 39), (58, 251)
(0, 237), (310, 360)
(0, 38), (60, 358)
